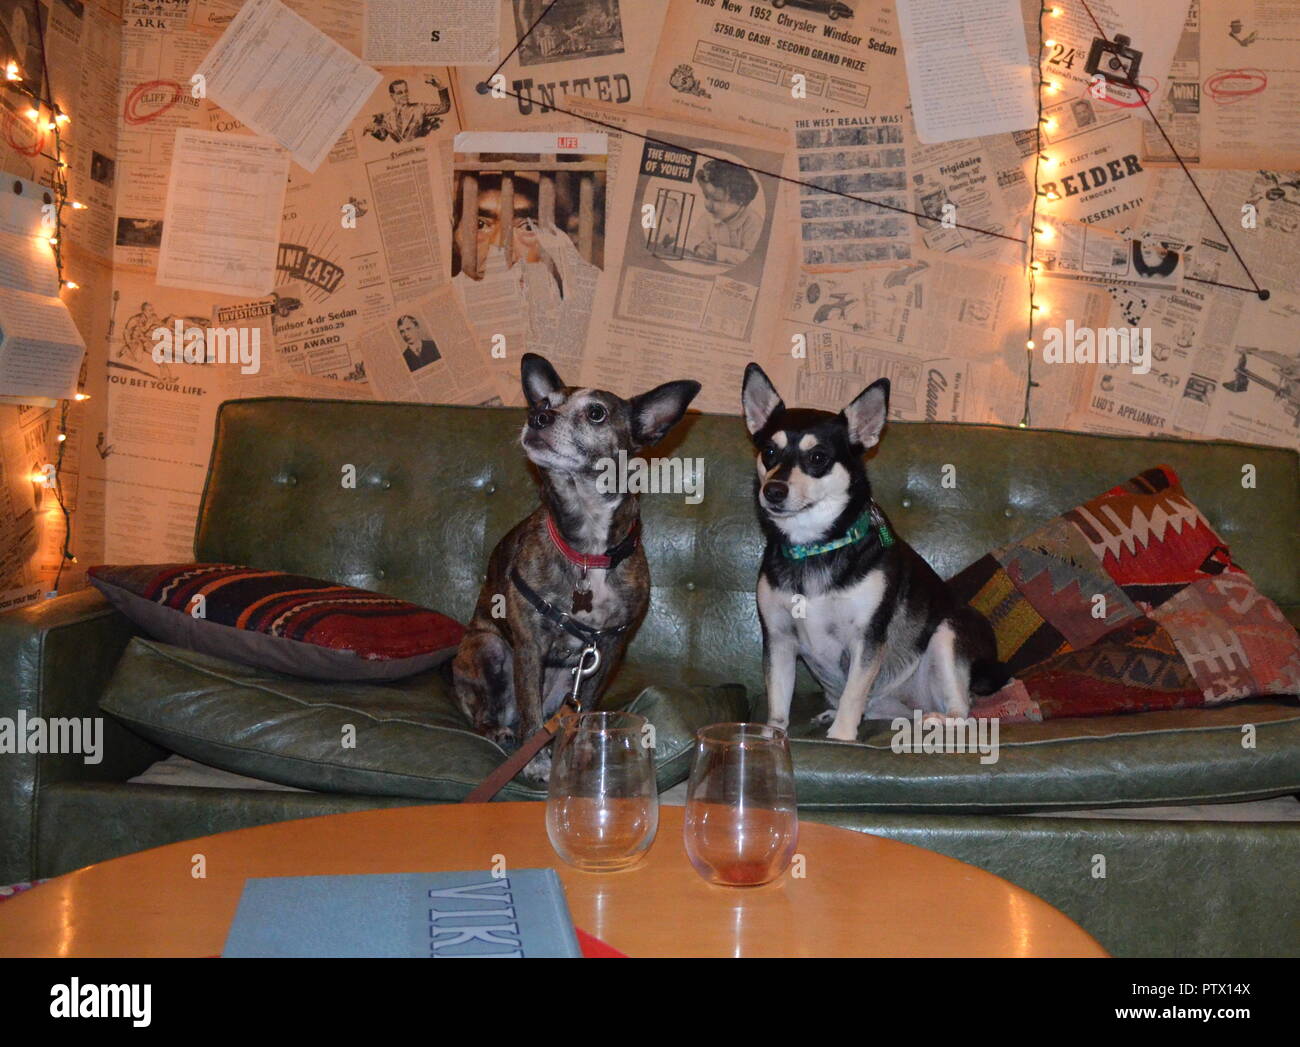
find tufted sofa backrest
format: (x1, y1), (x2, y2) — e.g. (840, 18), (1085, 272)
(196, 398), (1300, 694)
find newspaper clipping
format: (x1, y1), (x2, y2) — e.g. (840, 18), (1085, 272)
(646, 0), (906, 137)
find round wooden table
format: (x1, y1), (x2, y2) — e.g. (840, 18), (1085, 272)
(0, 803), (1106, 957)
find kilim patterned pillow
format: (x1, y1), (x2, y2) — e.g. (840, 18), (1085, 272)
(89, 563), (465, 681)
(948, 466), (1300, 721)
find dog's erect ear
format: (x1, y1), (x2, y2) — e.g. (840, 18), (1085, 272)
(630, 379), (701, 449)
(741, 363), (784, 437)
(841, 378), (889, 451)
(521, 353), (564, 406)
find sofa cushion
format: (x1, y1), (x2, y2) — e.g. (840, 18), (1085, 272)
(89, 563), (464, 682)
(951, 466), (1300, 719)
(98, 637), (746, 801)
(752, 689), (1300, 811)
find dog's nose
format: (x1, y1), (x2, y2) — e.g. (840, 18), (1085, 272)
(529, 408), (555, 430)
(763, 481), (788, 505)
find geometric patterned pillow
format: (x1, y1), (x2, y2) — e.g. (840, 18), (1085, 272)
(89, 563), (465, 681)
(948, 466), (1300, 721)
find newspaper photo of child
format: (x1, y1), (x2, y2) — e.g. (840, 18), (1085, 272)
(691, 160), (762, 265)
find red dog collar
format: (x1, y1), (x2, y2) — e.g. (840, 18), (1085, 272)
(546, 514), (640, 570)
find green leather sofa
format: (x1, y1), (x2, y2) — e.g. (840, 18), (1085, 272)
(3, 397), (1298, 957)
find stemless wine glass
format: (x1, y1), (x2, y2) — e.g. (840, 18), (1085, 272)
(545, 711), (659, 872)
(683, 723), (798, 887)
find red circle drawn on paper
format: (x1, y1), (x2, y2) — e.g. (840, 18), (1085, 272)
(1206, 69), (1267, 104)
(123, 80), (183, 125)
(1095, 75), (1156, 109)
(2, 108), (43, 156)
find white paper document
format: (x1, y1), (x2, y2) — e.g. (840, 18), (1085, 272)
(156, 130), (291, 297)
(0, 180), (83, 401)
(0, 285), (86, 401)
(195, 0), (382, 172)
(894, 0), (1037, 143)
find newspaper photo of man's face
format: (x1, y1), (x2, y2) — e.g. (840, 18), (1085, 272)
(451, 149), (606, 282)
(462, 176), (544, 281)
(397, 314), (442, 372)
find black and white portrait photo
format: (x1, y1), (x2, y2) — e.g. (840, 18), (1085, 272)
(398, 314), (441, 372)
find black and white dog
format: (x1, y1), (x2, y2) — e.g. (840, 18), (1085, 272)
(741, 363), (1007, 740)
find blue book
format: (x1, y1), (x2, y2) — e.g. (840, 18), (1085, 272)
(222, 869), (582, 958)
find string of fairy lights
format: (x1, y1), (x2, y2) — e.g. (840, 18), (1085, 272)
(4, 0), (89, 596)
(1021, 2), (1063, 428)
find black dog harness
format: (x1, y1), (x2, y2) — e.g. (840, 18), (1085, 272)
(509, 568), (637, 643)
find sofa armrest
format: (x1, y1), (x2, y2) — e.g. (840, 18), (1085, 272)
(1284, 606), (1300, 632)
(0, 588), (164, 883)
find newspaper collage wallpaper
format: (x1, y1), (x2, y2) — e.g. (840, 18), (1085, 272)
(0, 0), (1297, 607)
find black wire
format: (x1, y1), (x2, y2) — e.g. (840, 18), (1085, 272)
(486, 0), (564, 82)
(1076, 0), (1267, 300)
(496, 88), (1028, 244)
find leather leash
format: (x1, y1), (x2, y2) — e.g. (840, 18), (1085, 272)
(462, 624), (608, 803)
(463, 697), (581, 803)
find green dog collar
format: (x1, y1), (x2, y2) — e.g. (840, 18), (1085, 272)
(781, 505), (894, 560)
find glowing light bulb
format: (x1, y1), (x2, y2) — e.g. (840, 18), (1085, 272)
(74, 392), (89, 401)
(1026, 339), (1036, 350)
(5, 62), (20, 81)
(55, 112), (69, 126)
(1046, 81), (1061, 93)
(1043, 118), (1058, 133)
(57, 432), (67, 442)
(1044, 39), (1057, 48)
(1037, 225), (1054, 241)
(70, 201), (85, 209)
(63, 280), (79, 289)
(25, 107), (39, 121)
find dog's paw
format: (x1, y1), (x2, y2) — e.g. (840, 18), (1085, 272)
(810, 709), (836, 727)
(523, 750), (553, 785)
(484, 725), (517, 750)
(767, 716), (789, 733)
(825, 723), (858, 742)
